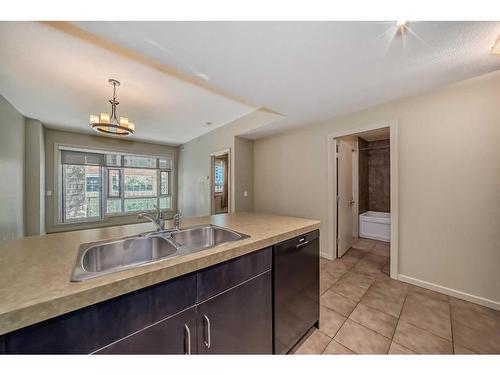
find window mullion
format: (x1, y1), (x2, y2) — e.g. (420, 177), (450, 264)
(101, 166), (106, 220)
(120, 167), (125, 214)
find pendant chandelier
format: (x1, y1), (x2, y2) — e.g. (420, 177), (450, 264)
(89, 79), (135, 136)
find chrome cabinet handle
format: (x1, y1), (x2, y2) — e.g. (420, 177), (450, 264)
(296, 239), (310, 248)
(184, 324), (191, 355)
(203, 314), (211, 349)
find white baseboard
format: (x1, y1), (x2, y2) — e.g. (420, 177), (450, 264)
(398, 274), (500, 311)
(320, 251), (334, 260)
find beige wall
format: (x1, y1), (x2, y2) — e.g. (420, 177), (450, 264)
(44, 128), (178, 233)
(254, 70), (500, 307)
(178, 109), (282, 218)
(25, 118), (45, 236)
(233, 136), (254, 212)
(0, 95), (25, 241)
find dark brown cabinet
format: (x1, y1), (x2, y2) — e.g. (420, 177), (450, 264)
(2, 247), (275, 355)
(96, 307), (197, 354)
(196, 271), (272, 354)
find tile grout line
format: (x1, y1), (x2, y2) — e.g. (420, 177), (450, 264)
(389, 292), (410, 354)
(320, 242), (393, 354)
(322, 240), (485, 355)
(327, 248), (386, 354)
(322, 249), (370, 354)
(449, 296), (455, 354)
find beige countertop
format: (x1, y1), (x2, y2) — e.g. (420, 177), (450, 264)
(0, 212), (319, 335)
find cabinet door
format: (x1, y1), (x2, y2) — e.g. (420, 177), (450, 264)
(96, 307), (196, 354)
(196, 271), (272, 354)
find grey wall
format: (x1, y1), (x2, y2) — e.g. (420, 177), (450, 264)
(44, 128), (178, 233)
(233, 136), (254, 212)
(0, 95), (25, 241)
(25, 118), (45, 236)
(254, 70), (500, 307)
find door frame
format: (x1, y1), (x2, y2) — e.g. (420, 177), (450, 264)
(210, 148), (231, 215)
(326, 120), (399, 279)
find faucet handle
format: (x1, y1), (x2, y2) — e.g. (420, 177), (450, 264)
(153, 204), (162, 220)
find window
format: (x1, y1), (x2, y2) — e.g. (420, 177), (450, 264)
(214, 163), (225, 193)
(60, 148), (173, 223)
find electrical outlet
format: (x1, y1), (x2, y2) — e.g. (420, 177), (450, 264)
(244, 191), (248, 197)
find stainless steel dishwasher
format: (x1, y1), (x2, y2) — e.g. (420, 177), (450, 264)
(273, 230), (320, 354)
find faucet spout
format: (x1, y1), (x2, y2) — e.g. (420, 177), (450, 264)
(138, 205), (165, 231)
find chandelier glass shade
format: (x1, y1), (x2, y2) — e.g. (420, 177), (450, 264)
(89, 79), (135, 136)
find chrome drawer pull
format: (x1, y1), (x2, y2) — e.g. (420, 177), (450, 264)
(296, 240), (310, 248)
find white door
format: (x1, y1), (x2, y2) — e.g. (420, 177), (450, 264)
(337, 140), (354, 257)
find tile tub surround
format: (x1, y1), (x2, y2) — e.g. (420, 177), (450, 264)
(358, 138), (390, 213)
(0, 212), (319, 335)
(295, 238), (500, 354)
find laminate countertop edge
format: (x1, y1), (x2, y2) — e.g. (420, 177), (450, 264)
(0, 213), (320, 335)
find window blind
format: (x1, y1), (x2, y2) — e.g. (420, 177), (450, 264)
(60, 150), (104, 166)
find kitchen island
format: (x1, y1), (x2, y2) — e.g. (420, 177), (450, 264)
(0, 212), (320, 354)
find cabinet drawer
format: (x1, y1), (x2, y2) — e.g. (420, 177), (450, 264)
(5, 273), (196, 354)
(196, 247), (271, 302)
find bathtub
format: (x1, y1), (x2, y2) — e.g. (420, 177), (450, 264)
(359, 211), (390, 242)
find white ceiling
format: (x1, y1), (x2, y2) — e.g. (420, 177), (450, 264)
(0, 22), (256, 145)
(1, 22), (500, 144)
(74, 21), (500, 138)
(356, 127), (390, 142)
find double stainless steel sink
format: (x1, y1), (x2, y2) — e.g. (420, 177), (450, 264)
(71, 224), (249, 282)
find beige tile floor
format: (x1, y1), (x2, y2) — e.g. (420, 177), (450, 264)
(293, 238), (500, 355)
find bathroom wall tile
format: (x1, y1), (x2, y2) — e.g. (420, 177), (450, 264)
(367, 140), (390, 212)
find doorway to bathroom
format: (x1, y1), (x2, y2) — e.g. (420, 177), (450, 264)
(327, 121), (399, 279)
(210, 149), (230, 215)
